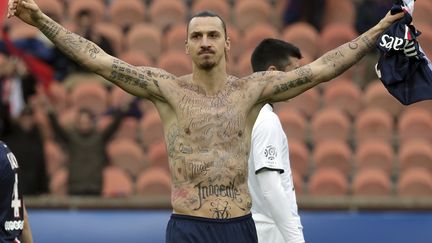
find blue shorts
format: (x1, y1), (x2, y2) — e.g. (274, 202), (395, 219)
(166, 213), (258, 243)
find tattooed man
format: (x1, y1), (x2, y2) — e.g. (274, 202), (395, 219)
(8, 1), (403, 242)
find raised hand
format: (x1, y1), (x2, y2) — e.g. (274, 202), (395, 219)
(7, 0), (43, 27)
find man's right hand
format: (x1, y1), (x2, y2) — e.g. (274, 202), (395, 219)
(8, 0), (43, 27)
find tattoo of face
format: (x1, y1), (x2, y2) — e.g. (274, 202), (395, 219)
(272, 65), (313, 95)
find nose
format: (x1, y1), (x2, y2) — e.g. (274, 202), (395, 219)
(200, 36), (210, 48)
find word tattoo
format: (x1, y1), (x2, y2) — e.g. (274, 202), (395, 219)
(40, 20), (61, 39)
(193, 179), (241, 210)
(272, 66), (313, 95)
(110, 59), (148, 89)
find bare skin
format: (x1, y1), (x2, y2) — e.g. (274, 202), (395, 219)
(8, 0), (404, 219)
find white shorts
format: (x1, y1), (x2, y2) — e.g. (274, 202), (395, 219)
(253, 213), (305, 243)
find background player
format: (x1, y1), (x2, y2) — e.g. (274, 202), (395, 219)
(0, 140), (34, 243)
(248, 38), (304, 243)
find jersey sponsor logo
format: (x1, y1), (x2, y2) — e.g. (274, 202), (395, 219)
(4, 220), (24, 231)
(379, 34), (409, 51)
(264, 145), (277, 161)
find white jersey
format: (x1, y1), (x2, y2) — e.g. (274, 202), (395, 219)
(248, 104), (304, 243)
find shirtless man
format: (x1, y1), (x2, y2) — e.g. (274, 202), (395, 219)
(8, 1), (403, 242)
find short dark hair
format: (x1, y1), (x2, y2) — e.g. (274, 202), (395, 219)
(251, 38), (302, 72)
(187, 10), (227, 40)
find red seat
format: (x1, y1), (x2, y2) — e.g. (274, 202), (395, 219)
(136, 167), (171, 196)
(397, 168), (432, 196)
(352, 168), (392, 196)
(354, 108), (394, 144)
(191, 0), (231, 22)
(102, 166), (134, 197)
(68, 0), (105, 24)
(292, 170), (303, 196)
(322, 79), (362, 117)
(308, 167), (349, 196)
(139, 111), (164, 149)
(163, 24), (187, 53)
(126, 24), (162, 61)
(242, 23), (279, 53)
(119, 51), (153, 67)
(363, 81), (404, 117)
(322, 0), (356, 28)
(106, 139), (147, 178)
(233, 0), (272, 30)
(149, 0), (187, 30)
(355, 140), (394, 176)
(95, 23), (124, 56)
(311, 108), (351, 143)
(398, 108), (432, 144)
(108, 0), (146, 30)
(399, 140), (432, 174)
(276, 109), (307, 142)
(147, 141), (169, 171)
(276, 88), (320, 119)
(282, 22), (320, 59)
(312, 140), (352, 176)
(288, 139), (310, 178)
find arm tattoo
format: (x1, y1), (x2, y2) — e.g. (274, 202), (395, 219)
(272, 65), (313, 95)
(40, 20), (61, 39)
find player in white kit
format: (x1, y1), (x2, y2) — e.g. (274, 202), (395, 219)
(248, 39), (305, 243)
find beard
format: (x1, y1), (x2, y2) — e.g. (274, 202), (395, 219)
(198, 59), (216, 70)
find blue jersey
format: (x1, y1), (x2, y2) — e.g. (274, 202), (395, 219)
(0, 141), (24, 243)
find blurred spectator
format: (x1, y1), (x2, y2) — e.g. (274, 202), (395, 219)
(283, 0), (325, 31)
(355, 0), (392, 34)
(0, 52), (49, 196)
(42, 94), (131, 196)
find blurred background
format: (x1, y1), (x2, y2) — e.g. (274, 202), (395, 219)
(1, 0), (432, 242)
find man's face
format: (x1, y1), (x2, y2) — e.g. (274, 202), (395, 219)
(75, 112), (94, 134)
(186, 17), (230, 70)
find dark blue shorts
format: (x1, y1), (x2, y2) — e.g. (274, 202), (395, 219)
(166, 213), (258, 243)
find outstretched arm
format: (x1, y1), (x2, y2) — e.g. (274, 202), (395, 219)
(256, 11), (404, 103)
(8, 0), (173, 101)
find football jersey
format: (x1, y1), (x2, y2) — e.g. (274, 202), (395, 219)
(248, 104), (301, 225)
(0, 141), (24, 243)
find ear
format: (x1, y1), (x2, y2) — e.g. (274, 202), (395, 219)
(185, 39), (189, 55)
(225, 36), (231, 51)
(267, 65), (277, 71)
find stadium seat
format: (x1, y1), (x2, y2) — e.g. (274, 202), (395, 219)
(311, 108), (351, 143)
(126, 24), (162, 62)
(233, 0), (272, 30)
(68, 0), (105, 24)
(235, 49), (254, 77)
(319, 23), (357, 54)
(157, 51), (192, 76)
(276, 109), (307, 142)
(149, 0), (188, 30)
(354, 108), (394, 144)
(136, 167), (171, 196)
(397, 168), (432, 196)
(94, 23), (124, 55)
(37, 0), (64, 22)
(106, 139), (147, 178)
(191, 0), (231, 23)
(398, 108), (432, 144)
(242, 23), (279, 52)
(399, 140), (432, 174)
(363, 81), (404, 117)
(282, 21), (320, 59)
(163, 24), (187, 53)
(322, 79), (362, 117)
(44, 139), (68, 176)
(355, 140), (394, 176)
(102, 165), (134, 197)
(70, 82), (109, 115)
(147, 141), (169, 171)
(352, 168), (392, 196)
(308, 167), (349, 196)
(312, 140), (352, 176)
(119, 50), (153, 67)
(288, 139), (310, 178)
(226, 26), (242, 63)
(275, 88), (321, 119)
(49, 167), (68, 196)
(9, 22), (39, 40)
(322, 0), (356, 28)
(139, 111), (164, 149)
(109, 86), (136, 109)
(108, 0), (146, 31)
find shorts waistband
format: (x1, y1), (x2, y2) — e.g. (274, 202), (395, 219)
(170, 213), (253, 224)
